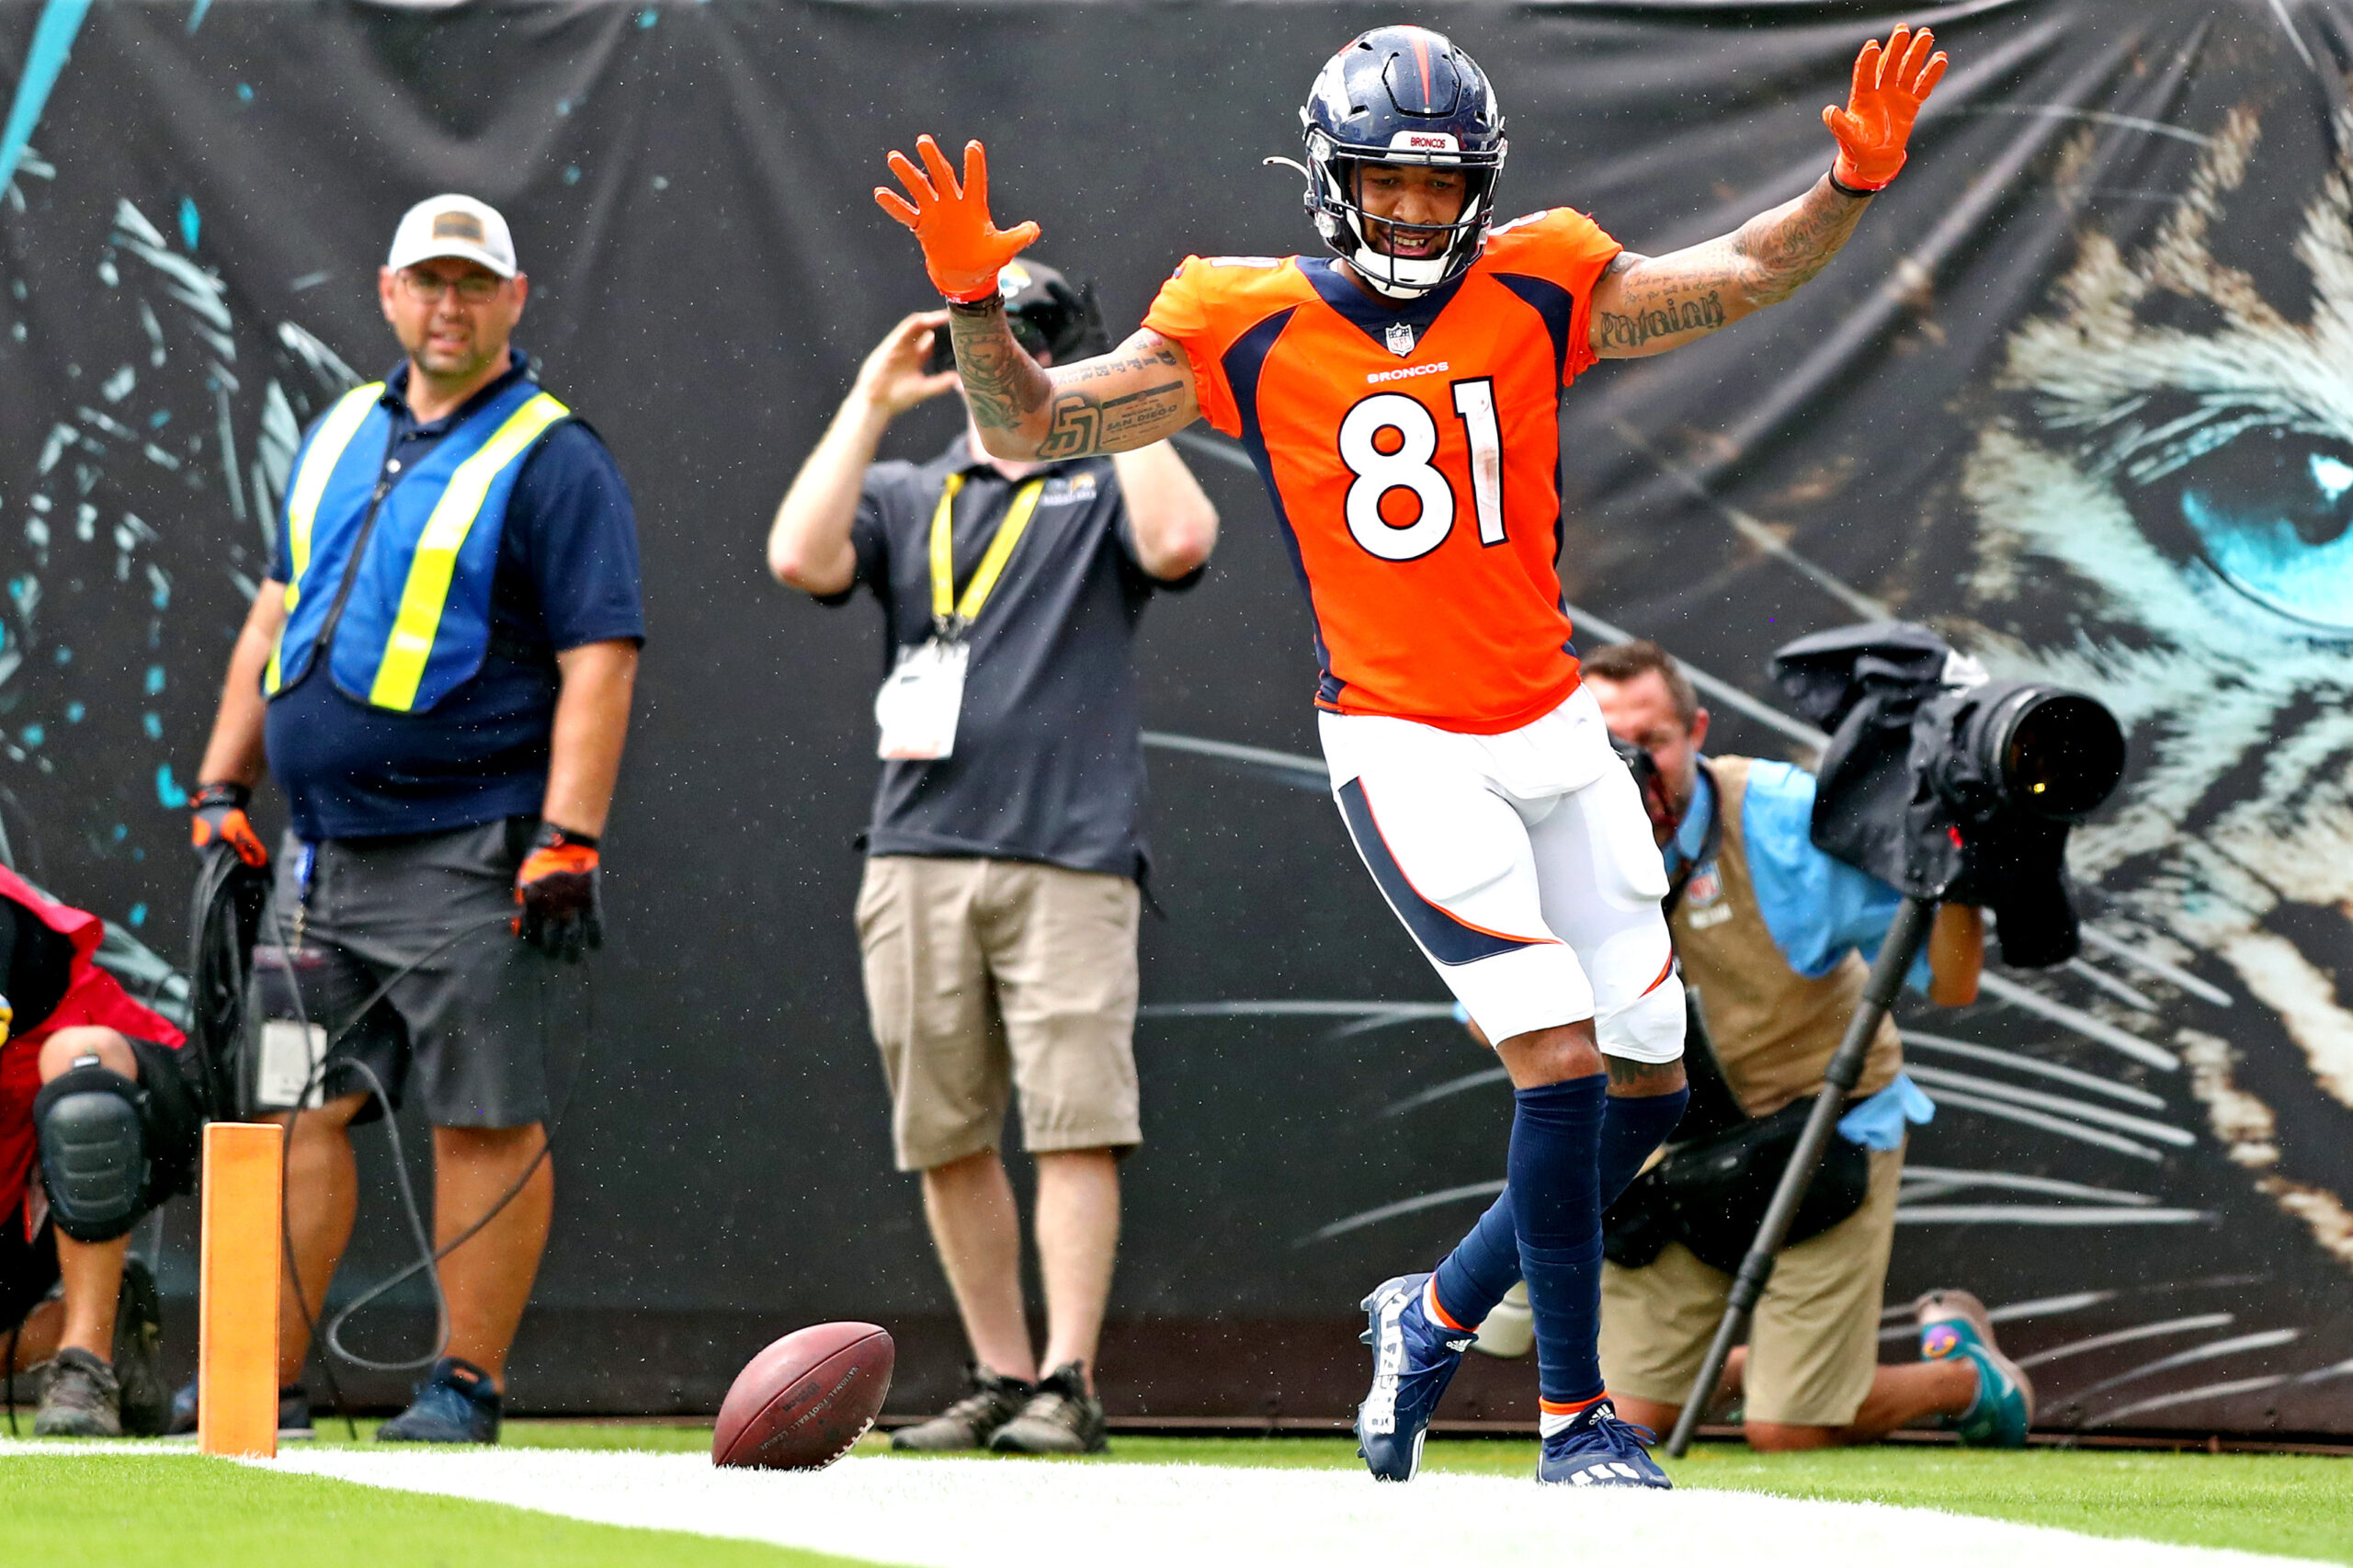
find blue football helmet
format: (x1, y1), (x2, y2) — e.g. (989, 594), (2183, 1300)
(1300, 26), (1508, 298)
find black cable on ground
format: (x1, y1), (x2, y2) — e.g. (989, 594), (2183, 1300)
(188, 861), (593, 1426)
(260, 902), (588, 1386)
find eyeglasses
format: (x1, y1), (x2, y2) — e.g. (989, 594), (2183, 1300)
(398, 269), (505, 304)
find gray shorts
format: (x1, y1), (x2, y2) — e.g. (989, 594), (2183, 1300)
(246, 820), (576, 1129)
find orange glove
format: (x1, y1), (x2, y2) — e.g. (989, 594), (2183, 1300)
(515, 823), (601, 962)
(1823, 25), (1948, 193)
(874, 135), (1041, 304)
(189, 781), (269, 869)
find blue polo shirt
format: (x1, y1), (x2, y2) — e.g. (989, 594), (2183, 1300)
(1672, 757), (1933, 992)
(263, 353), (644, 842)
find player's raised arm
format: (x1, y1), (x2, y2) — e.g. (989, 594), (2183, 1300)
(875, 135), (1199, 460)
(1586, 26), (1948, 360)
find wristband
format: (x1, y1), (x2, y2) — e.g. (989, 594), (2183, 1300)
(1827, 166), (1886, 199)
(530, 823), (600, 853)
(192, 781), (252, 811)
(946, 292), (1003, 313)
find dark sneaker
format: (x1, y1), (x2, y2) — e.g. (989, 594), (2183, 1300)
(1355, 1273), (1472, 1482)
(1916, 1288), (2034, 1448)
(889, 1365), (1033, 1452)
(111, 1257), (170, 1437)
(164, 1376), (315, 1439)
(989, 1361), (1107, 1455)
(376, 1358), (500, 1444)
(32, 1347), (121, 1437)
(1536, 1399), (1672, 1488)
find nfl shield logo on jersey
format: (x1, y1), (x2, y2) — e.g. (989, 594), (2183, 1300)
(1385, 322), (1417, 358)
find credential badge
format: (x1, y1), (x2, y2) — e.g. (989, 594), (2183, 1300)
(1385, 322), (1416, 358)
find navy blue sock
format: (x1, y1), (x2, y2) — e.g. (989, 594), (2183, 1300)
(1429, 1085), (1690, 1333)
(1599, 1086), (1688, 1209)
(1429, 1189), (1519, 1331)
(1510, 1074), (1608, 1411)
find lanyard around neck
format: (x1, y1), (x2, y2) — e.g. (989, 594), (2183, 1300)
(929, 472), (1047, 636)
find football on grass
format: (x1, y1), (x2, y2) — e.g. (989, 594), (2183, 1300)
(712, 1322), (894, 1471)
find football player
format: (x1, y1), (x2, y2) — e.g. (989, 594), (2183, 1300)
(877, 22), (1946, 1487)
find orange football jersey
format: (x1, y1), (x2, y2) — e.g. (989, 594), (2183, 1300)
(1144, 209), (1622, 733)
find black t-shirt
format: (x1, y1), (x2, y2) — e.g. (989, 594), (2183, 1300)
(264, 354), (645, 842)
(824, 437), (1200, 880)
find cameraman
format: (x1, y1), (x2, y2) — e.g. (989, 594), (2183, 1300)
(1583, 641), (2029, 1450)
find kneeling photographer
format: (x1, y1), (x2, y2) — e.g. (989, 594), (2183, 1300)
(0, 864), (195, 1437)
(1580, 641), (2029, 1451)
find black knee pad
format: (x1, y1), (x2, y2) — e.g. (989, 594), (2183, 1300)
(33, 1059), (150, 1243)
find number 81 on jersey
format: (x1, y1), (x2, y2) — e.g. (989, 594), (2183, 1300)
(1338, 381), (1505, 562)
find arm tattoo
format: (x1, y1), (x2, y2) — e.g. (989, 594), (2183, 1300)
(951, 309), (1190, 457)
(1733, 176), (1869, 307)
(1597, 290), (1725, 352)
(948, 298), (1051, 433)
(1031, 337), (1189, 459)
(1597, 175), (1870, 356)
(1040, 381), (1184, 459)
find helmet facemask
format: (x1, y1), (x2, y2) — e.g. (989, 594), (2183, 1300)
(1302, 126), (1505, 299)
(1295, 27), (1509, 300)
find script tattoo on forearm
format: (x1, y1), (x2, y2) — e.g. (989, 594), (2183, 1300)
(1597, 290), (1726, 352)
(948, 299), (1051, 433)
(1595, 176), (1873, 357)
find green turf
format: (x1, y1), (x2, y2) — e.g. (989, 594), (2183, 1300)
(0, 1450), (887, 1568)
(16, 1424), (2353, 1563)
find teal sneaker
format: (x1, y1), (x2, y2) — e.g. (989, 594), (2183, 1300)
(1916, 1288), (2033, 1447)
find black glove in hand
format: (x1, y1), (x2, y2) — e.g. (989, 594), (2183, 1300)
(514, 823), (602, 962)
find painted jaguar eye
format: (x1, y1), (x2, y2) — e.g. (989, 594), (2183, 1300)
(2169, 428), (2353, 630)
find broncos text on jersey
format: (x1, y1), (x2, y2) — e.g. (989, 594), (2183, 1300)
(1144, 209), (1622, 733)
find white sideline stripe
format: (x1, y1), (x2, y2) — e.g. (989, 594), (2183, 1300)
(242, 1449), (2313, 1568)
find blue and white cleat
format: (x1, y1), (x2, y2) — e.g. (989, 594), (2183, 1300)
(1916, 1288), (2034, 1448)
(1536, 1399), (1673, 1488)
(1355, 1273), (1474, 1482)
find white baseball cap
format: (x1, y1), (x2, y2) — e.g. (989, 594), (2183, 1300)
(385, 194), (517, 278)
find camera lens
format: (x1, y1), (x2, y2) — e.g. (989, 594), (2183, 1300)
(1986, 687), (2125, 821)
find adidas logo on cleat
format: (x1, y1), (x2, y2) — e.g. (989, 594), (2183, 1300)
(1567, 1461), (1646, 1485)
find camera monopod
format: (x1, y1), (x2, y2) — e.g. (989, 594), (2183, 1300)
(1663, 892), (1933, 1457)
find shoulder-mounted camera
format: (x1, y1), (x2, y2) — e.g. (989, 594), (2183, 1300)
(1768, 622), (2126, 968)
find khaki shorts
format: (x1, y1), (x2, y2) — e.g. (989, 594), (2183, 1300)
(856, 855), (1142, 1172)
(1599, 1143), (1904, 1428)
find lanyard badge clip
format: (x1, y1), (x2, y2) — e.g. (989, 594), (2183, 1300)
(879, 472), (1049, 762)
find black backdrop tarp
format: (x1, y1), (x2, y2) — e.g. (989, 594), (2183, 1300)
(6, 0), (2353, 1436)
